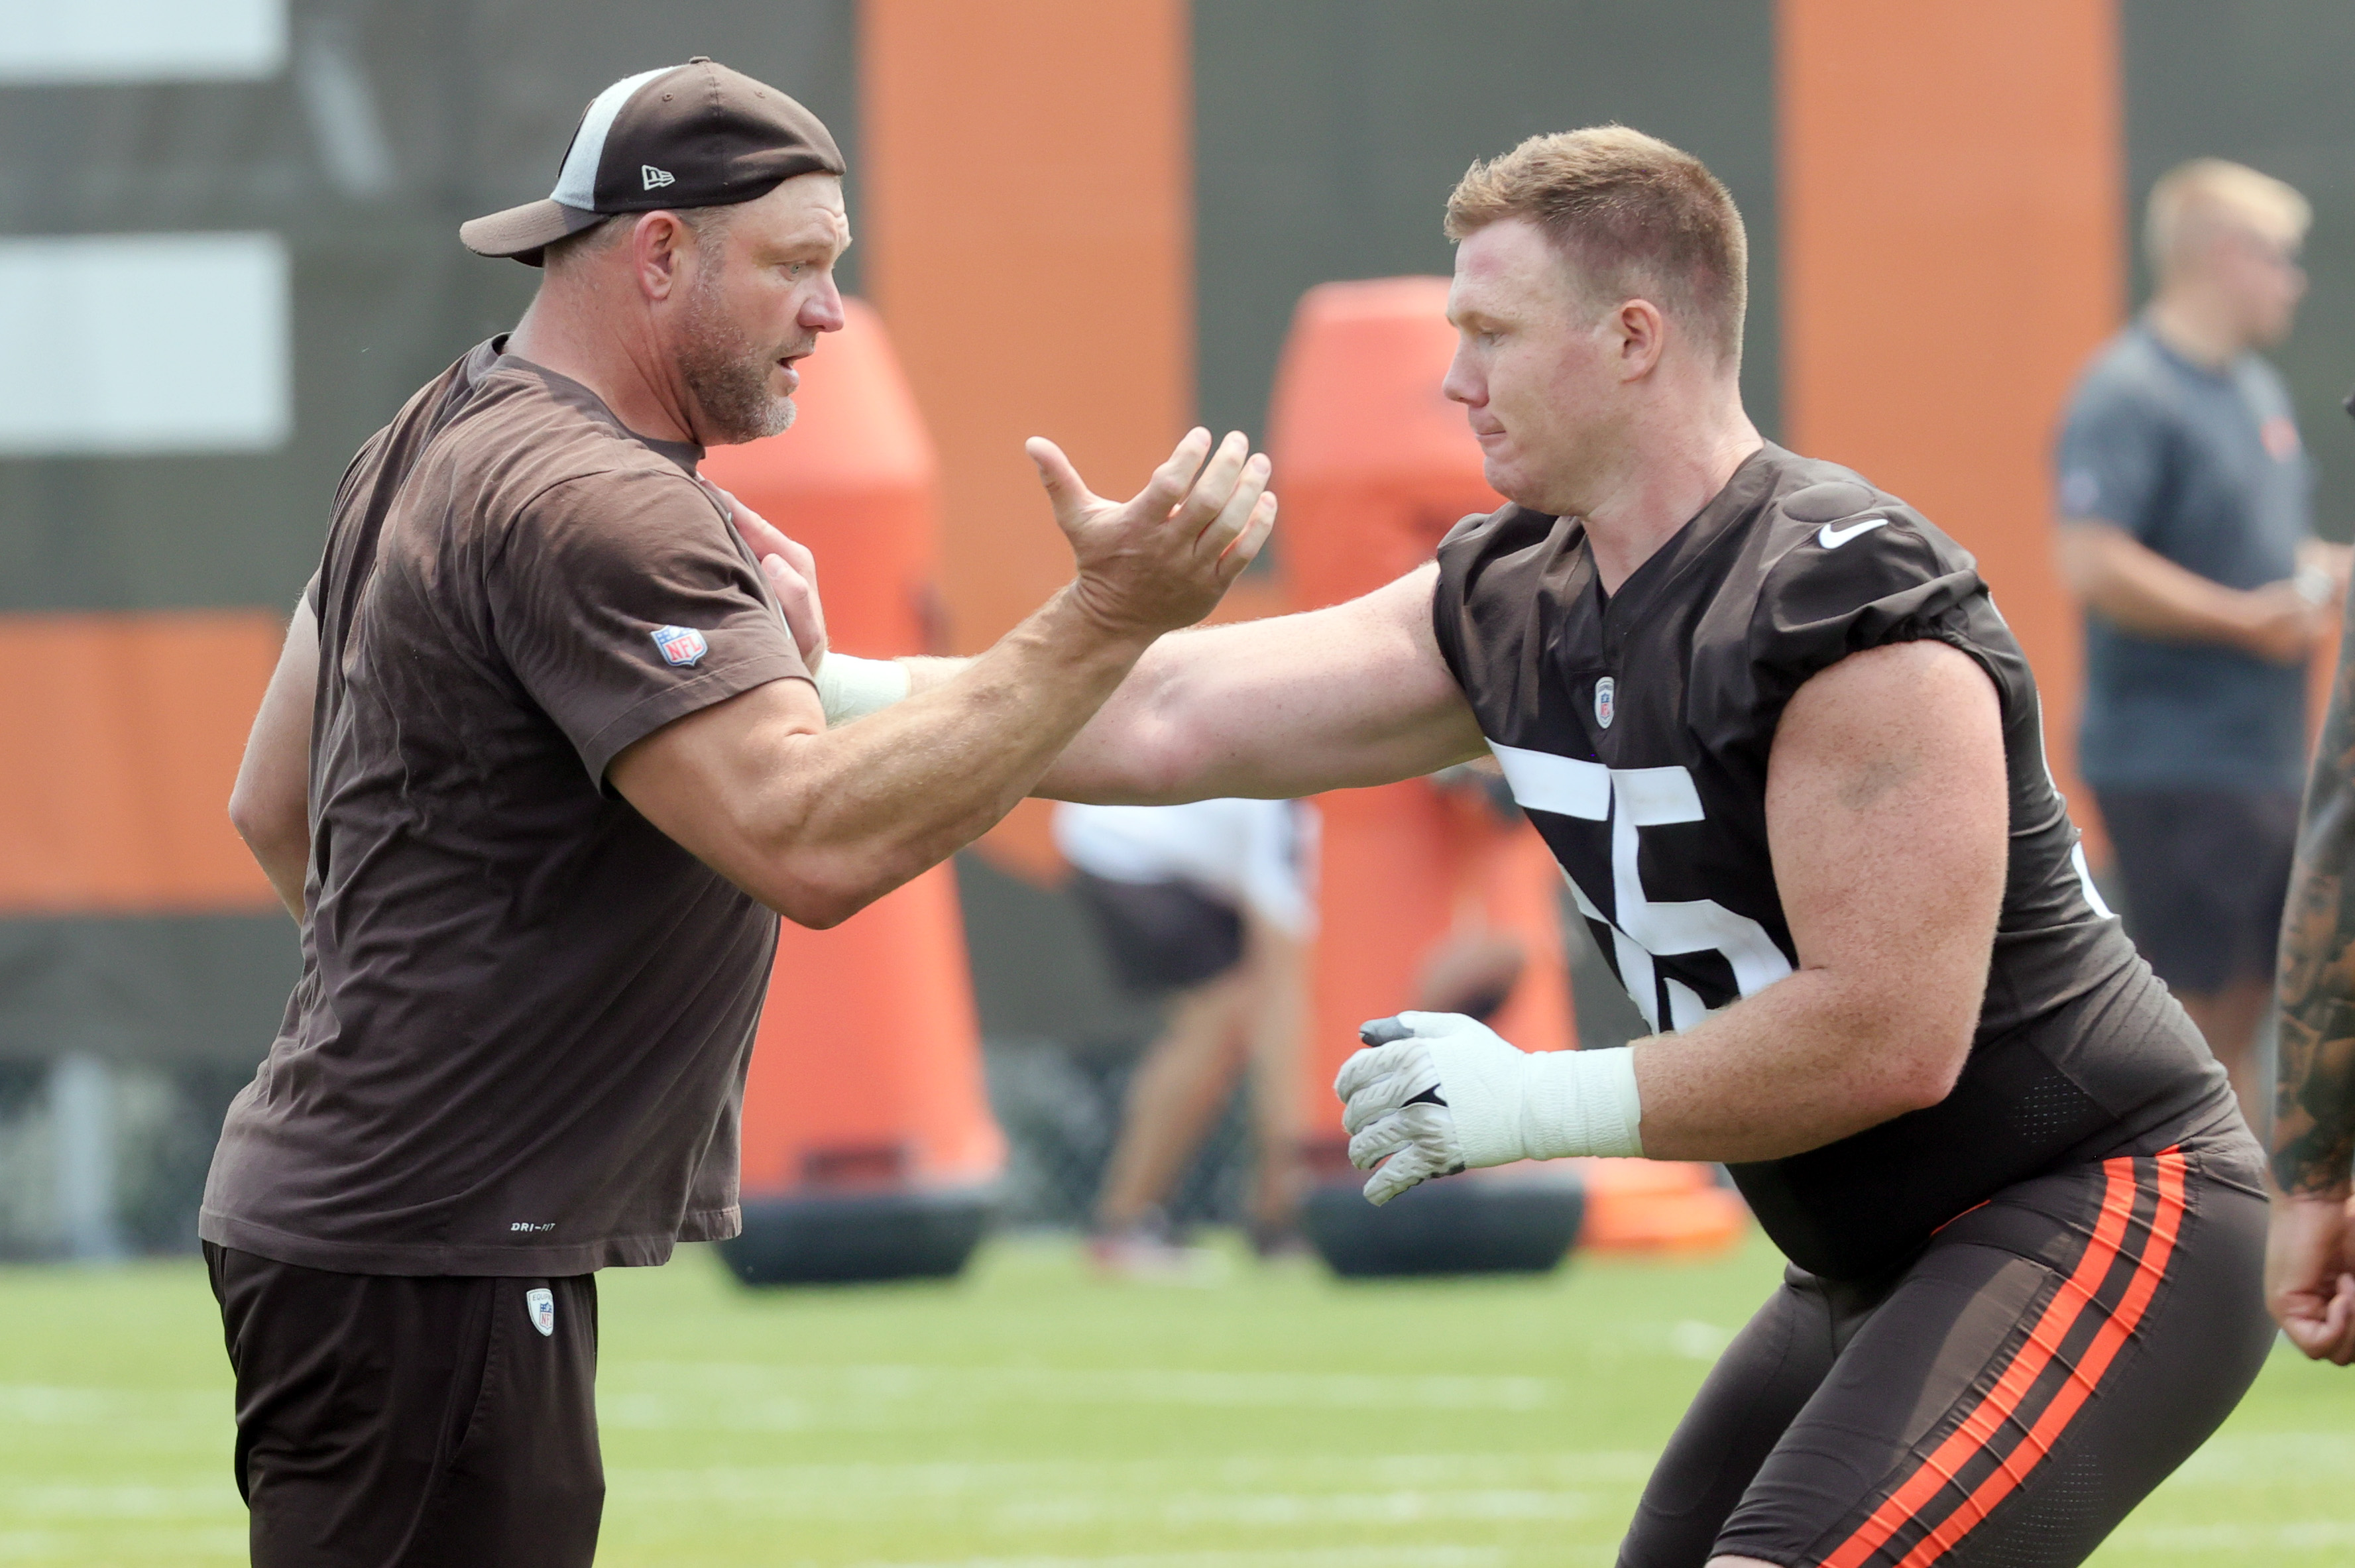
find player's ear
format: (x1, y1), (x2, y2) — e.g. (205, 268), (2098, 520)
(1615, 298), (1666, 380)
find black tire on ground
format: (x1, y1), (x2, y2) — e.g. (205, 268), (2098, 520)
(1300, 1170), (1584, 1277)
(717, 1187), (996, 1286)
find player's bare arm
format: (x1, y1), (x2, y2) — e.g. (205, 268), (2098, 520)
(2268, 612), (2355, 1363)
(609, 427), (1276, 929)
(829, 562), (1486, 803)
(1037, 563), (1487, 802)
(1340, 638), (2007, 1195)
(227, 594), (319, 922)
(1633, 638), (2007, 1158)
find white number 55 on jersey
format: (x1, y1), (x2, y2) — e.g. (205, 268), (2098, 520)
(1487, 743), (1794, 1033)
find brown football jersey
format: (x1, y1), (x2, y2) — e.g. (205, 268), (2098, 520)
(1433, 443), (2249, 1280)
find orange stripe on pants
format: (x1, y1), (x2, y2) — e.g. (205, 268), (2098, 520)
(1821, 1156), (2144, 1568)
(1891, 1150), (2189, 1567)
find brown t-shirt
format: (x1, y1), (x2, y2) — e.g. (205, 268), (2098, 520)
(200, 337), (810, 1276)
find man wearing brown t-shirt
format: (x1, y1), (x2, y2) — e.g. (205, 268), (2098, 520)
(205, 60), (1273, 1567)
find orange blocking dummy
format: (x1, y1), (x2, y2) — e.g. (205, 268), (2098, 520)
(1269, 277), (1575, 1120)
(1270, 278), (1739, 1259)
(698, 300), (1003, 1283)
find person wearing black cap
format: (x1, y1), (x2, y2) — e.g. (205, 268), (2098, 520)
(203, 58), (1274, 1567)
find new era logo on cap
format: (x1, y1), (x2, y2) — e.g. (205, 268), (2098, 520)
(457, 56), (845, 266)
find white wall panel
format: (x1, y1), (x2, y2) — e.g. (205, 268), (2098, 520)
(0, 0), (285, 84)
(0, 235), (290, 456)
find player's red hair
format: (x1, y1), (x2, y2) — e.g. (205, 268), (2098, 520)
(1446, 125), (1748, 368)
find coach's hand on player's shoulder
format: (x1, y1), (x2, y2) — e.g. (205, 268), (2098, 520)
(715, 487), (830, 673)
(2267, 1189), (2355, 1365)
(1027, 426), (1277, 642)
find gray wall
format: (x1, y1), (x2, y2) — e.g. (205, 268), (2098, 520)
(1192, 0), (1781, 453)
(2124, 0), (2355, 541)
(0, 0), (859, 1064)
(0, 0), (859, 617)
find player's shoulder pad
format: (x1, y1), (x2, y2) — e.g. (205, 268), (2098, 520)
(1750, 467), (1984, 677)
(1438, 502), (1553, 556)
(1763, 469), (1974, 588)
(1435, 503), (1565, 612)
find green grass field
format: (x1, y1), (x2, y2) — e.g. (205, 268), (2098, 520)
(0, 1230), (2345, 1566)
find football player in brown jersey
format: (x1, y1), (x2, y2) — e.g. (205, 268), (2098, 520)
(793, 127), (2269, 1568)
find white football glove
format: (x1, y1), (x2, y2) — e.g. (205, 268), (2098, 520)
(1334, 1012), (1644, 1205)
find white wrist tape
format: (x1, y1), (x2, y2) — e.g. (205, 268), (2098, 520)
(813, 654), (910, 727)
(1514, 1044), (1646, 1160)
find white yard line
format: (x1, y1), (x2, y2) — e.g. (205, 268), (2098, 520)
(850, 1548), (1506, 1568)
(604, 1451), (1658, 1502)
(609, 1363), (1558, 1412)
(2114, 1520), (2355, 1552)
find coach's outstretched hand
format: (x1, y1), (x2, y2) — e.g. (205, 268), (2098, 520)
(1336, 1013), (1646, 1205)
(1029, 427), (1276, 641)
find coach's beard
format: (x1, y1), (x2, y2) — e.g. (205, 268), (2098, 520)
(677, 276), (803, 445)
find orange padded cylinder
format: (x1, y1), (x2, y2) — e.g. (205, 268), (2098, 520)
(1266, 278), (1576, 1135)
(1269, 279), (1741, 1255)
(699, 300), (1004, 1197)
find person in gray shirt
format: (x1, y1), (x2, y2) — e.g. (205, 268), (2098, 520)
(2057, 157), (2348, 1130)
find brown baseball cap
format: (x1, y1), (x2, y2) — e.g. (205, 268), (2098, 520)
(460, 58), (844, 266)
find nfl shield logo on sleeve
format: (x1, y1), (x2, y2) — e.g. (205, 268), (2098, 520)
(652, 625), (708, 667)
(526, 1287), (556, 1337)
(1594, 676), (1616, 730)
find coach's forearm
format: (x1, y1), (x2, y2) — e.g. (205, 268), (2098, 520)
(745, 590), (1153, 923)
(1630, 972), (1973, 1162)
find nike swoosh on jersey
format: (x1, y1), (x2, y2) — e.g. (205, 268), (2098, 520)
(1817, 517), (1892, 549)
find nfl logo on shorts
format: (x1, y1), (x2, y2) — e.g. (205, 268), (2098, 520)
(525, 1287), (556, 1337)
(652, 624), (708, 667)
(1594, 675), (1616, 730)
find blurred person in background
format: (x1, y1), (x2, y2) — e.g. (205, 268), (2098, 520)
(204, 58), (1273, 1568)
(1054, 798), (1316, 1271)
(2264, 389), (2355, 1368)
(2055, 158), (2349, 1130)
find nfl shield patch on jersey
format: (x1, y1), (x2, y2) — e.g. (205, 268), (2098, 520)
(525, 1286), (556, 1337)
(652, 624), (708, 667)
(1594, 676), (1616, 729)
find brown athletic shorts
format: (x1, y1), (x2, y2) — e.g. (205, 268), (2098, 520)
(1617, 1141), (2272, 1567)
(2094, 785), (2301, 994)
(205, 1244), (603, 1568)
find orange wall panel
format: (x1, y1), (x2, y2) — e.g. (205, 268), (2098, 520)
(861, 0), (1194, 655)
(1780, 0), (2122, 849)
(0, 611), (283, 914)
(862, 0), (1193, 879)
